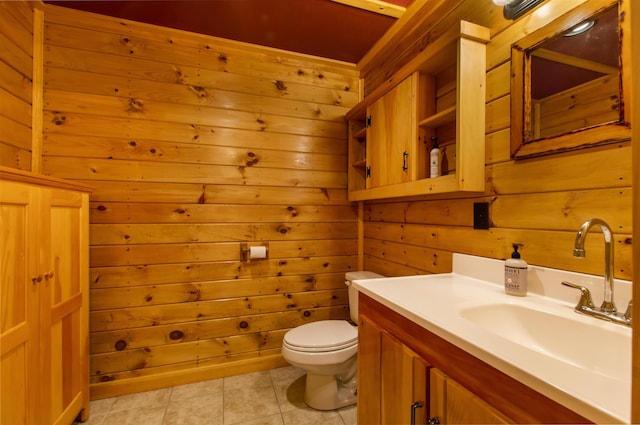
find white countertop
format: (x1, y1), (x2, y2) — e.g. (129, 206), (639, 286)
(353, 254), (632, 424)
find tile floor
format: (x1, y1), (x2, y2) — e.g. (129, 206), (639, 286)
(75, 366), (357, 425)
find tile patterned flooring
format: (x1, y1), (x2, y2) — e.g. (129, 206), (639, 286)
(76, 366), (357, 425)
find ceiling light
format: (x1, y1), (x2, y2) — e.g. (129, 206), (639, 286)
(564, 20), (596, 37)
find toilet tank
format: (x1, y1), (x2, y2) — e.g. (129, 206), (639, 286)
(345, 271), (384, 323)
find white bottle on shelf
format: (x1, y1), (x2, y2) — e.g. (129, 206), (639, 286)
(430, 136), (440, 178)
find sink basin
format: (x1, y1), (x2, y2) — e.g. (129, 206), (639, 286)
(458, 301), (631, 379)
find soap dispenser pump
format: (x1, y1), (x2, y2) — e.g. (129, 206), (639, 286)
(505, 243), (528, 296)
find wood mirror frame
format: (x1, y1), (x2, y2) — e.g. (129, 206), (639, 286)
(510, 0), (631, 159)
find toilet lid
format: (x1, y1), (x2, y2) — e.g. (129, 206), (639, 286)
(284, 320), (357, 352)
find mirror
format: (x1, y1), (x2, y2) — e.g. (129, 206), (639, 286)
(510, 0), (631, 158)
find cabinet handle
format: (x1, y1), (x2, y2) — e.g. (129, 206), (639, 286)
(32, 274), (43, 284)
(402, 151), (409, 172)
(427, 417), (441, 425)
(411, 401), (423, 425)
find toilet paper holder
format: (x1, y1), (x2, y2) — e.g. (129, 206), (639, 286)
(240, 242), (269, 261)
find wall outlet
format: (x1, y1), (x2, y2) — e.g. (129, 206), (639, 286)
(473, 202), (490, 229)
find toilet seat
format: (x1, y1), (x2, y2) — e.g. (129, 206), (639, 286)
(283, 320), (357, 353)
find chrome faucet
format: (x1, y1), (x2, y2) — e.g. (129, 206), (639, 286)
(561, 218), (632, 327)
(573, 218), (616, 313)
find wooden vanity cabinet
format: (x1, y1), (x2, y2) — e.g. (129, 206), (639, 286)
(1, 168), (91, 425)
(357, 293), (592, 424)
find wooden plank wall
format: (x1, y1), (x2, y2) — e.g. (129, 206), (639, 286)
(40, 5), (360, 398)
(361, 0), (633, 281)
(0, 1), (34, 170)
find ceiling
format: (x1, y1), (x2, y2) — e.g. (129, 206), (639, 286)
(45, 0), (413, 64)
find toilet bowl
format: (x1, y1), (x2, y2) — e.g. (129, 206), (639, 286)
(281, 271), (384, 410)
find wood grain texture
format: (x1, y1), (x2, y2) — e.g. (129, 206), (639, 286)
(41, 3), (359, 397)
(362, 0), (632, 283)
(0, 2), (33, 171)
(630, 0), (639, 419)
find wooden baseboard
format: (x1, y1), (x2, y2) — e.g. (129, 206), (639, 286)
(89, 354), (289, 400)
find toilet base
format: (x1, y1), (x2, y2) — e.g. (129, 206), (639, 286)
(303, 371), (357, 411)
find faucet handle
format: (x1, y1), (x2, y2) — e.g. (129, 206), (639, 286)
(624, 300), (632, 321)
(561, 281), (596, 311)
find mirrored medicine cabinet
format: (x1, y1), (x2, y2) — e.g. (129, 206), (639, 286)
(510, 0), (631, 158)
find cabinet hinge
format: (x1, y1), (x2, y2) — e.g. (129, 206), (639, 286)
(366, 115), (372, 127)
(366, 166), (371, 178)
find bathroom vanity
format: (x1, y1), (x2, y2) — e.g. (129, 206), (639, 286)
(354, 254), (632, 424)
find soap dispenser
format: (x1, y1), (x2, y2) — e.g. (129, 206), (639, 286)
(505, 243), (528, 296)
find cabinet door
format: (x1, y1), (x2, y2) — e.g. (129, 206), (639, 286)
(47, 188), (89, 424)
(357, 314), (382, 425)
(430, 368), (513, 424)
(367, 74), (418, 188)
(1, 179), (89, 425)
(0, 182), (40, 425)
(380, 332), (428, 424)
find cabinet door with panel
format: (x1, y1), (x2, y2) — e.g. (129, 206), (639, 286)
(358, 313), (429, 425)
(381, 331), (429, 425)
(1, 181), (39, 425)
(48, 186), (90, 425)
(366, 72), (425, 188)
(430, 368), (513, 424)
(357, 314), (382, 425)
(1, 170), (90, 425)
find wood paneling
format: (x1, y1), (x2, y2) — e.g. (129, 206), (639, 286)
(0, 1), (34, 170)
(630, 0), (639, 420)
(362, 0), (632, 284)
(41, 4), (359, 397)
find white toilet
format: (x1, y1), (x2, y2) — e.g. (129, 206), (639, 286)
(281, 271), (384, 410)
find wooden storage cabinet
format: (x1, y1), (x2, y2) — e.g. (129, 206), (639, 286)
(357, 315), (429, 425)
(346, 21), (490, 201)
(358, 293), (591, 424)
(1, 168), (91, 425)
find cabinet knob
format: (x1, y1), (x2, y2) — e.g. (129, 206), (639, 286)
(32, 274), (43, 284)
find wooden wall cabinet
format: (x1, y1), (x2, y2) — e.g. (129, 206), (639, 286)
(1, 168), (91, 425)
(347, 21), (490, 201)
(346, 21), (490, 201)
(358, 293), (591, 424)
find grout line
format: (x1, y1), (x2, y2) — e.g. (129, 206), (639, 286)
(160, 386), (173, 425)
